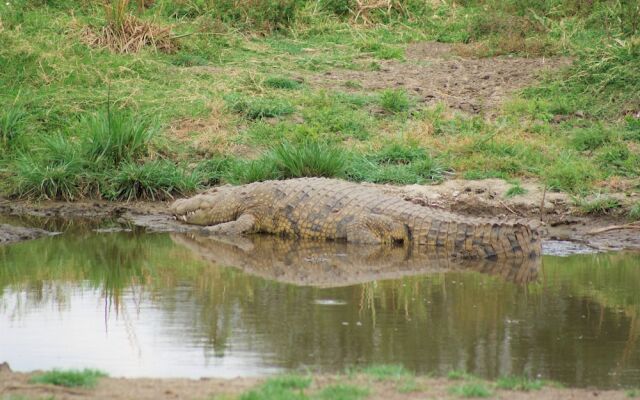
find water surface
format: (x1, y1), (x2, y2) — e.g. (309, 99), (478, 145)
(0, 231), (638, 388)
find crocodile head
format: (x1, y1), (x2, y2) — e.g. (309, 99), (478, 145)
(171, 186), (244, 226)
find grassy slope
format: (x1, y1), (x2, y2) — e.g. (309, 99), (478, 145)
(0, 0), (638, 211)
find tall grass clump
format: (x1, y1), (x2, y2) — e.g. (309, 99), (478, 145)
(380, 89), (410, 113)
(85, 0), (175, 53)
(224, 157), (281, 184)
(30, 369), (107, 388)
(270, 140), (347, 178)
(107, 160), (201, 200)
(0, 107), (26, 152)
(81, 110), (157, 167)
(10, 135), (87, 200)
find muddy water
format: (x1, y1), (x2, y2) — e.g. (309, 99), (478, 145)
(0, 231), (638, 389)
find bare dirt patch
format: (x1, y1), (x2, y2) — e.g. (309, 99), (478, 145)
(308, 42), (571, 115)
(0, 367), (633, 400)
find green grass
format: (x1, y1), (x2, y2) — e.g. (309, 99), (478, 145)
(576, 196), (622, 215)
(449, 382), (493, 398)
(0, 106), (26, 151)
(313, 384), (369, 400)
(264, 76), (303, 90)
(108, 160), (202, 201)
(379, 89), (410, 113)
(270, 141), (347, 179)
(505, 184), (527, 198)
(29, 368), (107, 388)
(447, 370), (475, 381)
(1, 0), (639, 200)
(629, 202), (640, 221)
(360, 364), (412, 381)
(628, 389), (640, 398)
(226, 94), (295, 120)
(496, 376), (545, 391)
(240, 375), (311, 400)
(81, 110), (157, 167)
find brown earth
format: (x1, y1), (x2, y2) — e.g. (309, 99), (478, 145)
(0, 223), (53, 245)
(0, 366), (634, 400)
(306, 42), (572, 116)
(1, 178), (639, 252)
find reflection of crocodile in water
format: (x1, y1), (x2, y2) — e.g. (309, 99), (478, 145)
(171, 233), (540, 287)
(172, 178), (541, 260)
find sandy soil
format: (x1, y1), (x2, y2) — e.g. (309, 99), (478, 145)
(0, 364), (633, 400)
(306, 42), (572, 116)
(2, 178), (638, 252)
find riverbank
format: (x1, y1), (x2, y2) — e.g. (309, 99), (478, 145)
(1, 178), (639, 251)
(1, 363), (636, 400)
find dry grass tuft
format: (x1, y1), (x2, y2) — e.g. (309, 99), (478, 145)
(82, 0), (175, 54)
(352, 0), (406, 24)
(83, 15), (175, 54)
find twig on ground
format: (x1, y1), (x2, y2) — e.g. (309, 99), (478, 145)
(587, 222), (640, 235)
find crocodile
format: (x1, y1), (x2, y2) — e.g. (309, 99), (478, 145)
(171, 177), (542, 260)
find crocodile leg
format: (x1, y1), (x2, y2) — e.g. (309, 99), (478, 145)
(202, 214), (257, 236)
(346, 215), (409, 245)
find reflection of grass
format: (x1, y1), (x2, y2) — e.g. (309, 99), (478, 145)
(30, 369), (107, 388)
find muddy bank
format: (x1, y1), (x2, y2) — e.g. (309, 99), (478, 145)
(0, 366), (634, 400)
(0, 223), (54, 245)
(1, 178), (639, 251)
